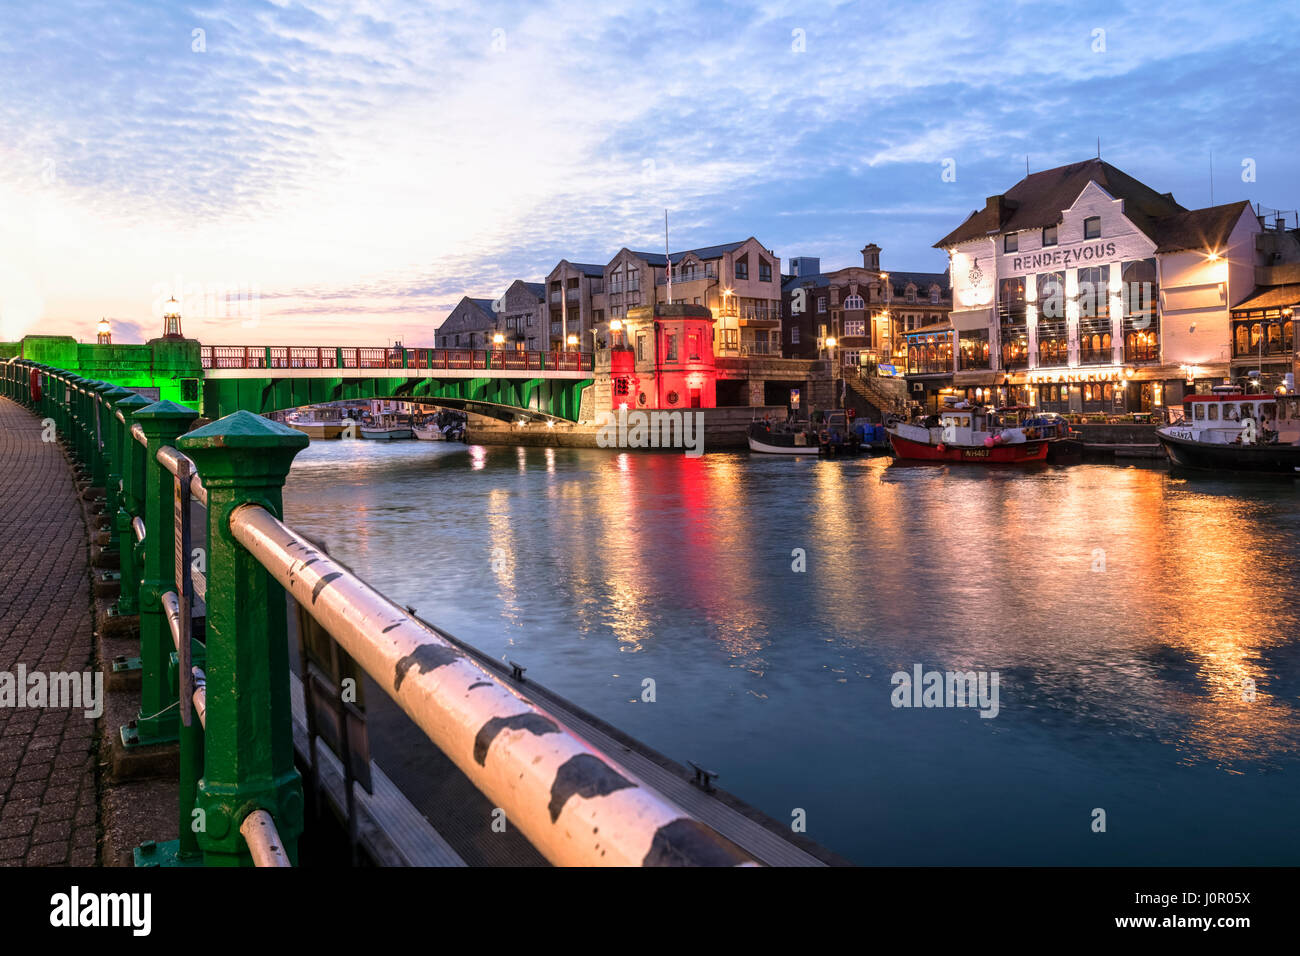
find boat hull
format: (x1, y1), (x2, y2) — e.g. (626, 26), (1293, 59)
(360, 427), (413, 440)
(889, 432), (1049, 463)
(288, 421), (348, 440)
(412, 426), (446, 441)
(748, 435), (819, 455)
(1156, 431), (1300, 475)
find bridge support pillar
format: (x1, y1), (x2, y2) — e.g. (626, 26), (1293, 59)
(179, 411), (309, 866)
(122, 401), (199, 750)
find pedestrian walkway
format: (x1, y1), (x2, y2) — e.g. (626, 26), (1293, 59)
(0, 397), (98, 866)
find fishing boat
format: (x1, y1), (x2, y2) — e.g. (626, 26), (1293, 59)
(1156, 387), (1300, 474)
(360, 413), (413, 440)
(994, 406), (1084, 461)
(887, 402), (1049, 463)
(286, 408), (353, 440)
(412, 422), (445, 441)
(748, 411), (861, 456)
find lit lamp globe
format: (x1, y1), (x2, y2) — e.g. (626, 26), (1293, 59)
(825, 336), (837, 349)
(566, 334), (578, 349)
(492, 332), (505, 347)
(609, 319), (622, 332)
(96, 317), (111, 345)
(162, 296), (183, 338)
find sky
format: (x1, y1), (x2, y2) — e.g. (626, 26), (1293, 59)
(1, 0), (1297, 346)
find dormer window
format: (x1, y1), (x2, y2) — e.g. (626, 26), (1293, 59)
(1042, 225), (1058, 247)
(1084, 216), (1101, 240)
(1004, 233), (1018, 253)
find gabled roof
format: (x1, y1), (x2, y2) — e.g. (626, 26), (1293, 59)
(1153, 200), (1252, 254)
(435, 296), (497, 333)
(570, 262), (606, 277)
(934, 159), (1186, 248)
(887, 270), (950, 294)
(513, 281), (545, 299)
(624, 240), (752, 267)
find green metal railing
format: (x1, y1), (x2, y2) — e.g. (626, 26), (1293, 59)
(0, 356), (760, 868)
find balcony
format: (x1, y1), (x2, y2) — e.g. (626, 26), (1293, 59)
(657, 269), (717, 285)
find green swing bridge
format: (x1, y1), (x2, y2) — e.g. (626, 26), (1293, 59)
(0, 340), (833, 869)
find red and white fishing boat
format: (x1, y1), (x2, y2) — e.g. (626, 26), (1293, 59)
(887, 402), (1049, 463)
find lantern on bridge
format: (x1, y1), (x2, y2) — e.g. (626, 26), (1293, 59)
(96, 317), (111, 345)
(162, 297), (183, 339)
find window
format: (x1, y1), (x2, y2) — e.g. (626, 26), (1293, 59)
(637, 334), (646, 361)
(1042, 225), (1058, 247)
(958, 330), (990, 370)
(1084, 216), (1101, 240)
(759, 260), (772, 282)
(735, 256), (749, 280)
(665, 334), (677, 361)
(1121, 258), (1159, 362)
(998, 277), (1027, 323)
(844, 320), (865, 337)
(791, 327), (800, 344)
(817, 296), (827, 313)
(906, 285), (917, 303)
(1036, 272), (1065, 320)
(929, 287), (940, 304)
(843, 294), (865, 311)
(1004, 233), (1018, 253)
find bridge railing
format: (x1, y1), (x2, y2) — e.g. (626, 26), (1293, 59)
(1, 356), (754, 868)
(201, 345), (593, 373)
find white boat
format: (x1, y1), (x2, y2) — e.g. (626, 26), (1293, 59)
(1156, 386), (1300, 474)
(360, 425), (413, 440)
(412, 423), (445, 441)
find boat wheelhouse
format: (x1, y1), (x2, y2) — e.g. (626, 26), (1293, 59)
(1156, 385), (1300, 473)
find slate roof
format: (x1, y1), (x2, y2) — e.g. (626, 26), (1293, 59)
(627, 240), (750, 266)
(1231, 283), (1300, 311)
(934, 159), (1186, 248)
(1152, 200), (1252, 254)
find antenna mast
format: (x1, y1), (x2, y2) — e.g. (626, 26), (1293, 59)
(664, 209), (672, 303)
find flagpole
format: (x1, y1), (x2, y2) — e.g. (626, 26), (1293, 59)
(665, 209), (672, 304)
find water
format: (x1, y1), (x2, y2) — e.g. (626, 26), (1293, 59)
(281, 440), (1300, 865)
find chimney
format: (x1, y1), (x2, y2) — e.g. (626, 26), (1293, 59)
(1277, 217), (1286, 232)
(861, 243), (881, 271)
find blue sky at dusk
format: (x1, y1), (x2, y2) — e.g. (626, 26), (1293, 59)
(1, 0), (1297, 344)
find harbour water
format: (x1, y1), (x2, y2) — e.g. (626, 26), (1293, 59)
(281, 440), (1300, 865)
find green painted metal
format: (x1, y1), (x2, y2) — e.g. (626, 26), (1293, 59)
(100, 386), (134, 532)
(200, 374), (593, 422)
(122, 400), (199, 750)
(113, 393), (153, 616)
(178, 411), (309, 866)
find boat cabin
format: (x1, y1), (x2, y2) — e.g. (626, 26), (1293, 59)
(1172, 386), (1300, 445)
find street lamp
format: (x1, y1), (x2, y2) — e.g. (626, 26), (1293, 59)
(609, 318), (623, 349)
(825, 336), (839, 409)
(96, 317), (111, 345)
(492, 332), (505, 347)
(162, 297), (183, 338)
(566, 333), (578, 350)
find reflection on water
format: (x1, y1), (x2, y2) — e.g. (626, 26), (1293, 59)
(282, 439), (1300, 864)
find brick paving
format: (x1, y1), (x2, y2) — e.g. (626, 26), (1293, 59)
(0, 397), (99, 866)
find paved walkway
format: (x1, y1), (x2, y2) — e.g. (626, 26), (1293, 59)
(0, 398), (98, 866)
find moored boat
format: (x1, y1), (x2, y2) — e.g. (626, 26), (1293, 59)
(360, 424), (414, 440)
(1156, 387), (1300, 475)
(887, 402), (1049, 463)
(412, 423), (446, 441)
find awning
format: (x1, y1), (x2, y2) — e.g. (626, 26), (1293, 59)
(950, 308), (994, 332)
(953, 370), (1000, 386)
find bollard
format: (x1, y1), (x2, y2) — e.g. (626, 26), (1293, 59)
(121, 400), (198, 749)
(179, 410), (309, 866)
(113, 393), (153, 616)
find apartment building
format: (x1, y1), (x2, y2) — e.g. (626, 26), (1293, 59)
(544, 260), (605, 350)
(434, 296), (498, 349)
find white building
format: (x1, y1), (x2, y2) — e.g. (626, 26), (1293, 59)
(923, 159), (1261, 415)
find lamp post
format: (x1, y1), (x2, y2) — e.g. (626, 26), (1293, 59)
(609, 318), (623, 350)
(826, 335), (838, 409)
(96, 317), (111, 345)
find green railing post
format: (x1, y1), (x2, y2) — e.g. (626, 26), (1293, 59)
(69, 375), (89, 470)
(89, 382), (112, 488)
(113, 393), (153, 616)
(121, 400), (198, 750)
(100, 386), (133, 534)
(179, 411), (309, 866)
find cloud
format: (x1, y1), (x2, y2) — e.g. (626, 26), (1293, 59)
(1, 0), (1297, 345)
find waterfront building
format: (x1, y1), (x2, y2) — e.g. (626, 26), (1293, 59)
(926, 159), (1265, 415)
(497, 280), (548, 351)
(434, 296), (498, 349)
(781, 245), (951, 370)
(1228, 212), (1300, 392)
(594, 238), (782, 358)
(544, 260), (606, 350)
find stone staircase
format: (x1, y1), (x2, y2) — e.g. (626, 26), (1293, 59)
(844, 370), (908, 421)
